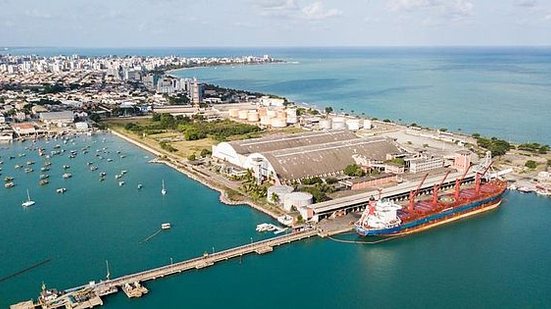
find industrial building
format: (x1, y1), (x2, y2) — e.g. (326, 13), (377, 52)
(212, 130), (402, 184)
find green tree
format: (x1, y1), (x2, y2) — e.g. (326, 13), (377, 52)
(271, 192), (280, 204)
(525, 160), (537, 169)
(324, 106), (333, 114)
(89, 113), (101, 122)
(343, 164), (365, 177)
(187, 153), (197, 161)
(200, 148), (212, 157)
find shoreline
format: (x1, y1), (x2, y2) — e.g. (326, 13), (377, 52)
(108, 128), (283, 220)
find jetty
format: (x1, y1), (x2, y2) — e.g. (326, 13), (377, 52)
(11, 229), (321, 309)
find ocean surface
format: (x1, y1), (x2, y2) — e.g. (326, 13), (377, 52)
(1, 47), (551, 308)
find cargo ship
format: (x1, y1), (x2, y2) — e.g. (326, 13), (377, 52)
(355, 164), (507, 237)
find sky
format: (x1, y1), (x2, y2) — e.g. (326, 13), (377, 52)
(1, 0), (550, 47)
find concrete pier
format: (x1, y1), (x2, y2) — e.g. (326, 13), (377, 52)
(12, 229), (320, 309)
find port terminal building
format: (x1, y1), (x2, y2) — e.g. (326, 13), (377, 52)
(212, 130), (402, 184)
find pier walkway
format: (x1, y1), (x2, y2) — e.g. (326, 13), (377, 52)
(12, 229), (320, 309)
(103, 229), (317, 290)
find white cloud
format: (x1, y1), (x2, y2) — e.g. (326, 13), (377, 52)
(24, 9), (53, 19)
(388, 0), (473, 19)
(256, 0), (298, 10)
(514, 0), (537, 8)
(256, 0), (341, 21)
(301, 1), (342, 20)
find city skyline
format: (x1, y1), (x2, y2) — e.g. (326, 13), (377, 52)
(1, 0), (551, 47)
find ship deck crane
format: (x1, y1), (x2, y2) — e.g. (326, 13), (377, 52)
(454, 165), (472, 200)
(408, 173), (429, 212)
(432, 170), (451, 206)
(475, 161), (494, 193)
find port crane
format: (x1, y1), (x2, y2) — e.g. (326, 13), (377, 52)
(408, 173), (429, 212)
(432, 170), (451, 206)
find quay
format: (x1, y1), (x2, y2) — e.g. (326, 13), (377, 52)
(11, 229), (323, 309)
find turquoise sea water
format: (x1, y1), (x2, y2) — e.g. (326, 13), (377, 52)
(172, 47), (551, 144)
(1, 48), (551, 308)
(1, 135), (551, 308)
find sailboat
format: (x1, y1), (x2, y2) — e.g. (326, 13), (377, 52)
(22, 189), (35, 207)
(161, 179), (167, 195)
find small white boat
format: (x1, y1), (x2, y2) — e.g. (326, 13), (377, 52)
(137, 184), (143, 190)
(56, 187), (67, 194)
(161, 223), (171, 230)
(118, 181), (125, 186)
(121, 170), (127, 175)
(161, 179), (167, 195)
(22, 189), (35, 207)
(63, 173), (72, 179)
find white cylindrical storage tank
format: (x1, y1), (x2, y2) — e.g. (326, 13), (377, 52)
(260, 115), (271, 126)
(319, 119), (332, 130)
(267, 110), (277, 118)
(332, 117), (346, 130)
(271, 118), (287, 128)
(267, 185), (294, 204)
(229, 108), (239, 118)
(346, 119), (361, 131)
(286, 116), (298, 124)
(363, 119), (372, 129)
(283, 192), (314, 212)
(238, 110), (249, 120)
(286, 108), (297, 118)
(258, 107), (267, 117)
(247, 111), (259, 122)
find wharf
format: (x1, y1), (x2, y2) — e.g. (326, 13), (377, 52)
(12, 229), (318, 309)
